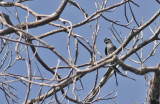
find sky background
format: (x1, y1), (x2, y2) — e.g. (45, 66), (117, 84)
(0, 0), (160, 104)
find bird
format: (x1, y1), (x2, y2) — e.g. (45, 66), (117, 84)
(104, 38), (136, 86)
(104, 38), (119, 86)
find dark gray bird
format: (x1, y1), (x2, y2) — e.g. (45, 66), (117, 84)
(104, 38), (119, 86)
(104, 38), (136, 86)
(104, 38), (117, 56)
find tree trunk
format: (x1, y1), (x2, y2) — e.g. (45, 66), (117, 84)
(148, 72), (160, 104)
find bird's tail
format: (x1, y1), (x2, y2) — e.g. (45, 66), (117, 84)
(114, 70), (118, 86)
(111, 65), (136, 86)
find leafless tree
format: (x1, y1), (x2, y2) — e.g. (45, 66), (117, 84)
(0, 0), (160, 104)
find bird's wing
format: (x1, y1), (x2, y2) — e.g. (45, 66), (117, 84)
(105, 47), (108, 55)
(113, 45), (117, 51)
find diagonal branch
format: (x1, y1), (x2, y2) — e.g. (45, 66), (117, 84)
(0, 0), (69, 36)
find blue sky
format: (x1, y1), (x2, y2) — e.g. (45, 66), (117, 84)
(0, 0), (160, 103)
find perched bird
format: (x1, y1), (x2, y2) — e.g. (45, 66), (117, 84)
(104, 38), (119, 86)
(104, 38), (136, 86)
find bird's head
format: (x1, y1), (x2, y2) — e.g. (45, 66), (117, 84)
(104, 38), (112, 44)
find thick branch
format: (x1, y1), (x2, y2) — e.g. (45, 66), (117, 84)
(114, 55), (160, 75)
(148, 72), (160, 104)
